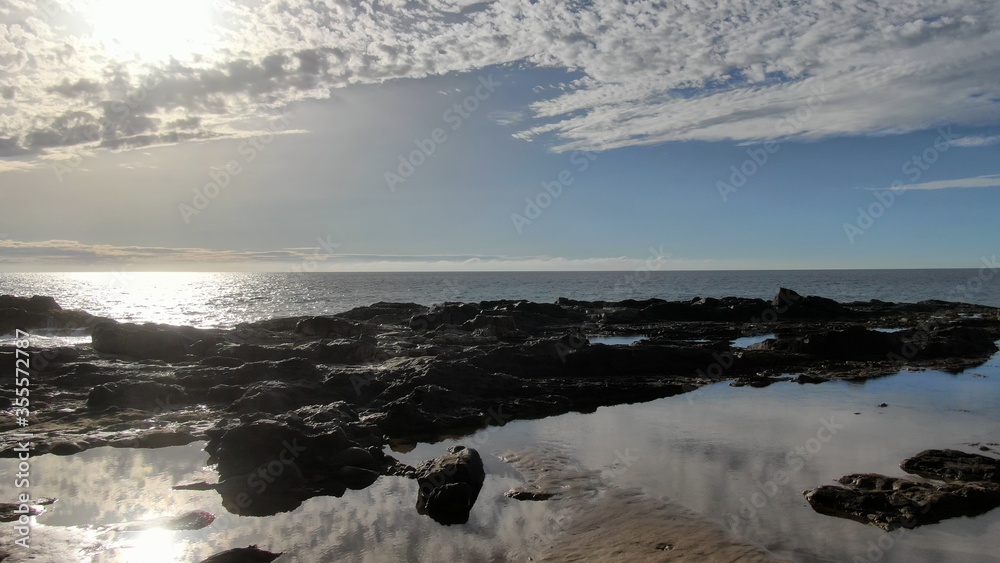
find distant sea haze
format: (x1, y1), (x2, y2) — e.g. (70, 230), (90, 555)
(1, 269), (998, 330)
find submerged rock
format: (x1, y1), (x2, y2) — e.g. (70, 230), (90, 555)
(198, 545), (282, 563)
(415, 445), (486, 525)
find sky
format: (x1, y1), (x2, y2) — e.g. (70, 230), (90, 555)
(1, 0), (999, 272)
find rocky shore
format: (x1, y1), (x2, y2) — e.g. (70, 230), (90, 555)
(2, 289), (999, 535)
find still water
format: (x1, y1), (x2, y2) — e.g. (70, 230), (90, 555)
(2, 354), (999, 562)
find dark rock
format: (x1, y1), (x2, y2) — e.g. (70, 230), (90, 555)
(87, 381), (189, 411)
(202, 402), (401, 516)
(0, 498), (55, 522)
(0, 295), (106, 333)
(900, 449), (1000, 483)
(410, 303), (481, 330)
(198, 545), (282, 563)
(92, 321), (199, 361)
(329, 446), (376, 469)
(337, 302), (427, 325)
(207, 384), (247, 404)
(111, 430), (199, 449)
(774, 287), (851, 318)
(0, 294), (61, 313)
(228, 381), (329, 415)
(336, 466), (380, 489)
(415, 445), (485, 525)
(505, 488), (557, 501)
(48, 440), (85, 456)
(461, 314), (520, 337)
(296, 316), (372, 338)
(758, 326), (902, 360)
(309, 340), (389, 364)
(219, 344), (301, 363)
(804, 473), (1000, 530)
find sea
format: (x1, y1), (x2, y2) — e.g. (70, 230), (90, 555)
(1, 269), (998, 332)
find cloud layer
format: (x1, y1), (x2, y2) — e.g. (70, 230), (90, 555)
(3, 0), (999, 157)
(0, 239), (714, 271)
(877, 174), (1000, 192)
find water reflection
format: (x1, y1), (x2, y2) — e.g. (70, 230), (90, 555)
(587, 334), (647, 346)
(732, 333), (777, 348)
(1, 360), (998, 561)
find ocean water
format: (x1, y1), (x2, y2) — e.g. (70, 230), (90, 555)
(1, 269), (998, 331)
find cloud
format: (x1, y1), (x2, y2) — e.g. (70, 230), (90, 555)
(0, 159), (38, 173)
(488, 110), (525, 126)
(0, 239), (728, 272)
(952, 135), (1000, 147)
(2, 0), (1000, 156)
(874, 174), (1000, 192)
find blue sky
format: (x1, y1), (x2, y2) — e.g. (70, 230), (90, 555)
(1, 0), (999, 271)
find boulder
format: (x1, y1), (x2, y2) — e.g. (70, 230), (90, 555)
(414, 445), (485, 525)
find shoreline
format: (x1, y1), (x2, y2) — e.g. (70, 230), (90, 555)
(2, 289), (1000, 560)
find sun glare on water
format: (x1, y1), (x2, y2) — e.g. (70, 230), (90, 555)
(88, 0), (217, 62)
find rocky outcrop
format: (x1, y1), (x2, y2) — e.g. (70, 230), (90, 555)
(201, 402), (407, 516)
(0, 294), (108, 333)
(804, 450), (1000, 530)
(752, 326), (903, 359)
(3, 291), (1000, 524)
(91, 321), (213, 361)
(295, 316), (374, 338)
(900, 449), (1000, 483)
(87, 381), (190, 411)
(415, 445), (486, 525)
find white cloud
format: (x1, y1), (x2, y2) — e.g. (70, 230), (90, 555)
(2, 0), (1000, 156)
(0, 159), (38, 173)
(874, 174), (1000, 192)
(952, 135), (1000, 147)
